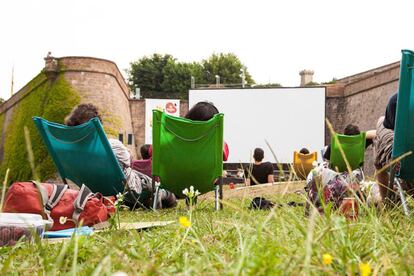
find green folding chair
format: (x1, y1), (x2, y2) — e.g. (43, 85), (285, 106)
(151, 110), (224, 210)
(33, 117), (125, 196)
(388, 49), (414, 216)
(329, 133), (366, 173)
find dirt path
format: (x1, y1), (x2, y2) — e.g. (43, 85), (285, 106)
(201, 181), (305, 200)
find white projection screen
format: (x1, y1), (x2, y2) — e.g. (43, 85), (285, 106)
(189, 88), (325, 163)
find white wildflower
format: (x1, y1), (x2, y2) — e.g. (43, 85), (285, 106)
(182, 188), (189, 196)
(194, 190), (201, 197)
(189, 186), (195, 197)
(115, 192), (124, 207)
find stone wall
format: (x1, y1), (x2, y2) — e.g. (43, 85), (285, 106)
(59, 57), (136, 157)
(326, 62), (400, 175)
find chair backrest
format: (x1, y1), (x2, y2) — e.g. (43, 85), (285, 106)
(393, 49), (414, 180)
(330, 133), (366, 172)
(33, 117), (125, 196)
(131, 159), (152, 178)
(292, 151), (317, 180)
(152, 110), (224, 196)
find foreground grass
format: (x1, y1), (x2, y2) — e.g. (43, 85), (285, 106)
(0, 191), (413, 275)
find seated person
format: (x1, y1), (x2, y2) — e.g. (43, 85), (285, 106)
(245, 148), (274, 186)
(132, 144), (152, 178)
(323, 124), (376, 161)
(306, 124), (369, 214)
(64, 104), (176, 209)
(185, 101), (229, 161)
(294, 147), (316, 180)
(374, 93), (414, 200)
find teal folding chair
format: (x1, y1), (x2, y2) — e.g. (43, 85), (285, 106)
(151, 110), (224, 210)
(388, 49), (414, 216)
(33, 117), (125, 196)
(329, 133), (366, 173)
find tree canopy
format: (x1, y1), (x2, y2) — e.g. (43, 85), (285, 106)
(128, 53), (255, 98)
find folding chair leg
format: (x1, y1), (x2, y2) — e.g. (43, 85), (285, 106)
(219, 178), (223, 210)
(388, 166), (396, 201)
(395, 178), (410, 216)
(152, 183), (160, 210)
(215, 185), (220, 211)
(214, 178), (223, 211)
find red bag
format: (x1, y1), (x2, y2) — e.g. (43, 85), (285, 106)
(3, 182), (113, 231)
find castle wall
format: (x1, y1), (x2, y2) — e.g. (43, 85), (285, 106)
(59, 57), (136, 157)
(326, 63), (400, 175)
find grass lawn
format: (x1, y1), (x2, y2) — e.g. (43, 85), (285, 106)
(0, 181), (413, 275)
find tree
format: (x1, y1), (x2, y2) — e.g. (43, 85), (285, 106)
(128, 52), (255, 98)
(0, 98), (4, 104)
(202, 53), (254, 85)
(253, 83), (282, 88)
(161, 61), (204, 93)
(128, 53), (174, 93)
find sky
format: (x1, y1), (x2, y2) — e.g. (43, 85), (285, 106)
(0, 0), (413, 100)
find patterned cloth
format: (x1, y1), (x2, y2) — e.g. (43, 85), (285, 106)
(373, 116), (394, 170)
(305, 162), (363, 214)
(109, 139), (176, 209)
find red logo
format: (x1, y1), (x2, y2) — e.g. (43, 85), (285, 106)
(165, 102), (177, 114)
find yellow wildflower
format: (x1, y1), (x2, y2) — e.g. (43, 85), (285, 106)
(322, 253), (333, 265)
(359, 262), (371, 276)
(179, 216), (192, 228)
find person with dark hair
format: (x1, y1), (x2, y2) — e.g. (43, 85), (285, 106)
(65, 104), (176, 209)
(299, 148), (310, 154)
(140, 144), (151, 160)
(132, 144), (152, 178)
(323, 124), (375, 161)
(185, 101), (229, 161)
(373, 93), (414, 199)
(64, 103), (102, 126)
(185, 101), (220, 121)
(245, 148), (274, 186)
(306, 123), (376, 215)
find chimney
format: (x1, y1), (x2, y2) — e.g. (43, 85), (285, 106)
(299, 70), (314, 86)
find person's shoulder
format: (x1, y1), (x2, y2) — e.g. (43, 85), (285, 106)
(264, 162), (273, 168)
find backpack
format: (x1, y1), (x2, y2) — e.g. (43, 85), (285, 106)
(3, 182), (113, 231)
(249, 197), (275, 210)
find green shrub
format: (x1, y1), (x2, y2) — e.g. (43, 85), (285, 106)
(0, 72), (80, 183)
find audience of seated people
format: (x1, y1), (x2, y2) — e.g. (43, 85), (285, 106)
(62, 93), (409, 212)
(245, 148), (274, 186)
(64, 104), (177, 209)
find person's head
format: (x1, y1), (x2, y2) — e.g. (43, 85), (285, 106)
(185, 101), (219, 121)
(253, 148), (264, 162)
(140, 144), (151, 160)
(343, 124), (360, 135)
(299, 148), (310, 154)
(64, 103), (102, 126)
(383, 93), (397, 130)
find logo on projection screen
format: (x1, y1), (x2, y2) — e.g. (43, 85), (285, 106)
(165, 102), (177, 114)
